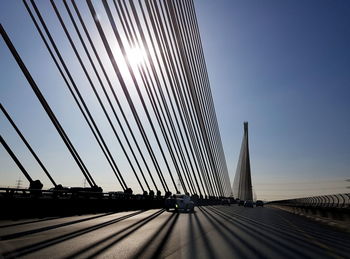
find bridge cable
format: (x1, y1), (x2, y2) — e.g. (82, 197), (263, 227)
(0, 135), (34, 184)
(62, 0), (149, 192)
(70, 0), (159, 193)
(49, 0), (145, 192)
(186, 0), (230, 196)
(86, 0), (171, 193)
(161, 0), (214, 195)
(116, 2), (189, 194)
(0, 23), (96, 188)
(24, 0), (126, 190)
(172, 0), (226, 196)
(156, 0), (219, 197)
(100, 0), (180, 193)
(25, 0), (125, 190)
(144, 2), (212, 197)
(177, 0), (228, 196)
(114, 0), (193, 195)
(169, 0), (226, 197)
(187, 0), (232, 196)
(0, 104), (57, 187)
(129, 0), (204, 196)
(153, 1), (219, 197)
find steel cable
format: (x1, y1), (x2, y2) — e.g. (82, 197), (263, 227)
(1, 23), (96, 188)
(1, 104), (57, 187)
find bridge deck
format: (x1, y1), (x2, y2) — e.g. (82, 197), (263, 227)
(1, 205), (349, 258)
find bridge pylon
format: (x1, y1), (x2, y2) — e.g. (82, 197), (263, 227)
(232, 122), (253, 201)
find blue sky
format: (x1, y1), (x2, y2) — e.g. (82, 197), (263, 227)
(1, 0), (349, 200)
(195, 0), (350, 199)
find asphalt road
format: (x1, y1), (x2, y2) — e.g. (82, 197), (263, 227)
(0, 205), (349, 259)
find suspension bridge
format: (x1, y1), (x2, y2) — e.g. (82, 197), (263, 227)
(1, 0), (349, 258)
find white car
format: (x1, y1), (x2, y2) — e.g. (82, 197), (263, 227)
(165, 194), (195, 212)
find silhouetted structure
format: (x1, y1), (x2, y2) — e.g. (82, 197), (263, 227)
(232, 122), (253, 201)
(0, 0), (232, 199)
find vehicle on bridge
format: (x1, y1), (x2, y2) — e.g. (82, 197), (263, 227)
(256, 200), (264, 207)
(229, 197), (237, 204)
(221, 198), (231, 206)
(244, 200), (254, 208)
(165, 194), (195, 212)
(238, 200), (245, 206)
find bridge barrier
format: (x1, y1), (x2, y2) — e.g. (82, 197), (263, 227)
(0, 188), (225, 219)
(269, 193), (350, 209)
(268, 193), (350, 230)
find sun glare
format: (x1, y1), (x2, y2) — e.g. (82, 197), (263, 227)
(126, 46), (147, 66)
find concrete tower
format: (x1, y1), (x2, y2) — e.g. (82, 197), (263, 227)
(232, 122), (253, 201)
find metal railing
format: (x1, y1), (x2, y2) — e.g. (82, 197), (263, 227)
(269, 193), (350, 209)
(0, 187), (160, 200)
(0, 187), (228, 202)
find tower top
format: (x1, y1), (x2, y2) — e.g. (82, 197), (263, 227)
(244, 121), (248, 133)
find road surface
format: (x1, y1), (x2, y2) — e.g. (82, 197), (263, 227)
(0, 205), (349, 258)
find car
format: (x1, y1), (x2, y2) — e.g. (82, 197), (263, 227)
(221, 198), (231, 206)
(229, 198), (237, 204)
(108, 191), (125, 199)
(165, 194), (195, 212)
(244, 200), (254, 208)
(256, 200), (264, 207)
(238, 200), (245, 206)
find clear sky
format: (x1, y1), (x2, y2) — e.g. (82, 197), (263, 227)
(1, 0), (349, 200)
(195, 0), (350, 199)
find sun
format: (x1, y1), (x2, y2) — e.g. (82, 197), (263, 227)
(126, 46), (147, 66)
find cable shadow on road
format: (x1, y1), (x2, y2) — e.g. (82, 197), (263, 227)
(206, 206), (343, 258)
(266, 208), (350, 248)
(131, 212), (179, 259)
(214, 205), (350, 251)
(234, 205), (349, 247)
(198, 207), (266, 259)
(0, 212), (116, 241)
(192, 209), (216, 259)
(269, 209), (350, 255)
(206, 206), (314, 257)
(0, 217), (62, 229)
(63, 209), (166, 258)
(188, 212), (198, 258)
(2, 210), (146, 258)
(223, 205), (350, 248)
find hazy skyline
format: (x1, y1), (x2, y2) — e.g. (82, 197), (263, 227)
(1, 0), (349, 200)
